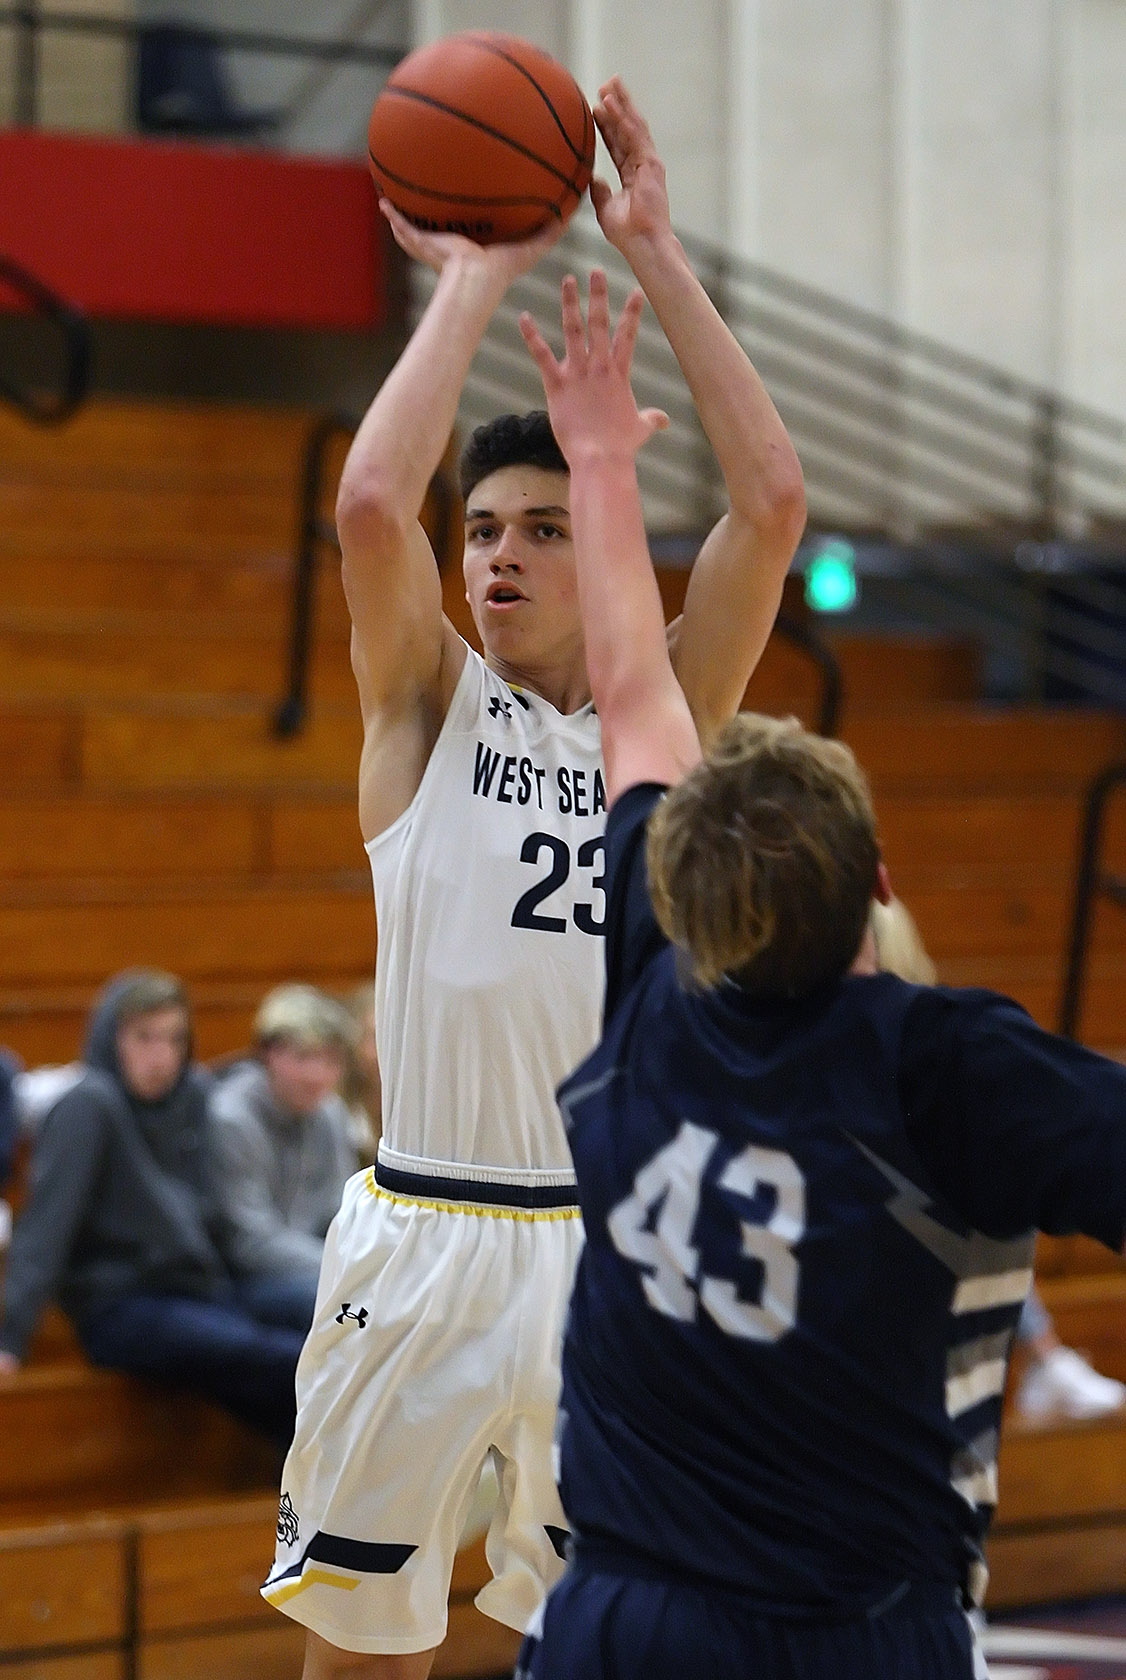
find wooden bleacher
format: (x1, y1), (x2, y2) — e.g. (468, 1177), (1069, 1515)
(0, 399), (520, 1677)
(0, 396), (1124, 1663)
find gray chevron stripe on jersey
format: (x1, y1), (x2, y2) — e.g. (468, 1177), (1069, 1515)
(847, 1136), (1035, 1305)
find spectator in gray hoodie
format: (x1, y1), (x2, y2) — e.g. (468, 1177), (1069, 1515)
(0, 970), (304, 1450)
(208, 984), (357, 1333)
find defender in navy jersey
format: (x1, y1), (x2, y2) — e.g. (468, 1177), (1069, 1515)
(266, 78), (806, 1680)
(517, 273), (1126, 1678)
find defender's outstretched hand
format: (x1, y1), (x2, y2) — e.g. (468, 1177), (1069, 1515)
(379, 198), (566, 282)
(590, 76), (673, 252)
(519, 270), (668, 464)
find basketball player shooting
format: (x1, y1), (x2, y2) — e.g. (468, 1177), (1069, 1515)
(262, 78), (805, 1680)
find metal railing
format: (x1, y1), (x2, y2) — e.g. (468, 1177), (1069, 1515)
(1058, 762), (1126, 1039)
(273, 410), (358, 738)
(5, 4), (1121, 701)
(273, 412), (843, 741)
(443, 220), (1124, 706)
(6, 4), (1124, 544)
(449, 219), (1126, 547)
(0, 252), (89, 423)
(0, 3), (403, 128)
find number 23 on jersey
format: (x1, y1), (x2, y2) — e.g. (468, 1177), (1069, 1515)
(511, 832), (606, 936)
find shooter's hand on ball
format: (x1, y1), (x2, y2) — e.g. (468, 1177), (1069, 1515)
(590, 76), (673, 253)
(519, 270), (668, 468)
(379, 198), (566, 282)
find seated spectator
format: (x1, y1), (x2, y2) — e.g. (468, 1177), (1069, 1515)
(0, 970), (304, 1451)
(1013, 1285), (1126, 1420)
(340, 981), (381, 1164)
(0, 1046), (20, 1249)
(869, 894), (1126, 1423)
(208, 984), (357, 1334)
(13, 1060), (83, 1134)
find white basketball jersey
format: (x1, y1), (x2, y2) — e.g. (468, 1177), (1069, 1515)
(367, 646), (606, 1175)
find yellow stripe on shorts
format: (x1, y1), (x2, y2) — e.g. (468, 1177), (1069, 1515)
(263, 1568), (361, 1606)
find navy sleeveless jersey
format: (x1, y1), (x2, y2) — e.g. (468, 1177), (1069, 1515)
(555, 782), (1126, 1615)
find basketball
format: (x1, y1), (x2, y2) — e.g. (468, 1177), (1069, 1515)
(367, 32), (595, 245)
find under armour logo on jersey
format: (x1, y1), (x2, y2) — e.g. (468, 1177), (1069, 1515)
(488, 696), (513, 720)
(335, 1302), (369, 1327)
(277, 1491), (299, 1546)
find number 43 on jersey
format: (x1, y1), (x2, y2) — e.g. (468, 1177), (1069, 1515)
(607, 1120), (806, 1343)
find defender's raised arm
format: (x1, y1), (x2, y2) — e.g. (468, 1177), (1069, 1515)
(592, 77), (806, 741)
(521, 272), (699, 803)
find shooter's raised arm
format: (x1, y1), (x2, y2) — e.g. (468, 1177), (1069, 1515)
(520, 272), (700, 802)
(336, 206), (562, 839)
(593, 77), (806, 740)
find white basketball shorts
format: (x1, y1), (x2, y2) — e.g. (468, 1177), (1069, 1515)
(262, 1157), (583, 1656)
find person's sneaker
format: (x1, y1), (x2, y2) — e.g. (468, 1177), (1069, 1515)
(1016, 1345), (1126, 1421)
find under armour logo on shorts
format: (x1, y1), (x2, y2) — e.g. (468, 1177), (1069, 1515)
(488, 696), (513, 720)
(277, 1491), (299, 1546)
(335, 1302), (369, 1327)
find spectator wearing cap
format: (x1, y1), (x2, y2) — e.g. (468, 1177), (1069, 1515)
(208, 984), (357, 1335)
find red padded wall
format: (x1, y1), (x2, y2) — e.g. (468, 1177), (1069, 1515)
(0, 130), (386, 329)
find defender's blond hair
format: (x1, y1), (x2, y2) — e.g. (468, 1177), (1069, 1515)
(869, 897), (937, 985)
(646, 714), (880, 997)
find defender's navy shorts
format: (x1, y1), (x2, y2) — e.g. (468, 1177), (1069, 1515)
(516, 1564), (981, 1680)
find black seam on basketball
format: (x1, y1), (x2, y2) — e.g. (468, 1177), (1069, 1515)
(369, 149), (563, 215)
(460, 34), (591, 167)
(377, 86), (582, 191)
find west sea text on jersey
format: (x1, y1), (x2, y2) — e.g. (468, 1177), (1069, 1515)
(473, 742), (607, 817)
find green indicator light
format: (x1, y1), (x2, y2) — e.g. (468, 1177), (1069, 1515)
(804, 539), (858, 613)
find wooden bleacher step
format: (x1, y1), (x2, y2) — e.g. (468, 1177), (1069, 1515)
(0, 981), (364, 1068)
(0, 1504), (518, 1680)
(0, 791), (365, 880)
(0, 616), (352, 707)
(0, 876), (373, 989)
(0, 1366), (277, 1515)
(988, 1410), (1126, 1610)
(844, 708), (1126, 794)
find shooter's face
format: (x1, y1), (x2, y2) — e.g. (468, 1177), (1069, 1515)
(462, 466), (581, 670)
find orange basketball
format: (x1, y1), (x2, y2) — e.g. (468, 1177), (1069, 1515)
(368, 32), (595, 245)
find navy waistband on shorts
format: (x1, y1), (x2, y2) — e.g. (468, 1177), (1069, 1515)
(373, 1158), (581, 1211)
(569, 1537), (966, 1623)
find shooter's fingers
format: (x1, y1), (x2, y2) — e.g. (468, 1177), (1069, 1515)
(512, 214), (570, 264)
(596, 76), (657, 169)
(640, 407), (670, 435)
(588, 177), (613, 220)
(379, 199), (423, 253)
(593, 101), (628, 178)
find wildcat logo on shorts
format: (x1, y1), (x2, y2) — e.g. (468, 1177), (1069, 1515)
(335, 1302), (369, 1327)
(277, 1491), (299, 1546)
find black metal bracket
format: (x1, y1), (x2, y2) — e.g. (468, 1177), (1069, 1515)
(774, 612), (843, 739)
(273, 410), (357, 739)
(1058, 760), (1126, 1039)
(0, 252), (90, 424)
